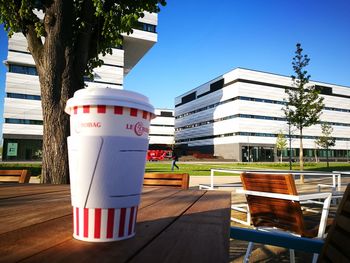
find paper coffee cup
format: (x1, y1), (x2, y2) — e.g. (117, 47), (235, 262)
(65, 88), (154, 242)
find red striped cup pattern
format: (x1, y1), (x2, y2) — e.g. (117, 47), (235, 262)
(71, 105), (154, 121)
(73, 206), (138, 242)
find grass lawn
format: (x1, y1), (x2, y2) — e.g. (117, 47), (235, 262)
(1, 161), (349, 177)
(145, 161), (350, 176)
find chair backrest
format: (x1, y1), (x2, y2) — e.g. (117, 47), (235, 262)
(241, 172), (309, 237)
(0, 170), (30, 183)
(143, 173), (189, 189)
(318, 183), (350, 262)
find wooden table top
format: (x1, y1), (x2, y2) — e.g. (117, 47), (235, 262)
(0, 184), (231, 263)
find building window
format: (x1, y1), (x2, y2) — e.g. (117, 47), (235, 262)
(135, 22), (157, 33)
(180, 92), (196, 105)
(9, 64), (38, 76)
(5, 118), (43, 125)
(7, 93), (41, 100)
(159, 111), (173, 117)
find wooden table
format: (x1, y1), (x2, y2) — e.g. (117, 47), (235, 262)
(0, 184), (231, 263)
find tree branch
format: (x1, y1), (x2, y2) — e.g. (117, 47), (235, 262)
(25, 25), (44, 68)
(74, 0), (97, 75)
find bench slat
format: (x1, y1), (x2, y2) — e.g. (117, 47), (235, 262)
(0, 176), (24, 182)
(143, 179), (183, 187)
(144, 173), (187, 179)
(0, 170), (30, 183)
(143, 173), (189, 189)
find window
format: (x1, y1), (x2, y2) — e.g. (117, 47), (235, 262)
(9, 64), (38, 76)
(181, 92), (196, 105)
(160, 111), (173, 117)
(5, 118), (43, 125)
(135, 22), (157, 33)
(7, 93), (41, 100)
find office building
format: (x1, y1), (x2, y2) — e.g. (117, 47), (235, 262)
(175, 68), (350, 162)
(149, 109), (174, 149)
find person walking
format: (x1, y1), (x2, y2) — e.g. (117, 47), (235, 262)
(171, 152), (179, 171)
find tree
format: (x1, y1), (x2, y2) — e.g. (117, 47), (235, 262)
(276, 130), (287, 163)
(0, 0), (166, 184)
(315, 123), (335, 168)
(283, 43), (324, 182)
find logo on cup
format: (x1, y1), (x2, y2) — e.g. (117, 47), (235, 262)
(134, 122), (149, 136)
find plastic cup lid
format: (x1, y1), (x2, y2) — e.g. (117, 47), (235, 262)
(65, 88), (154, 115)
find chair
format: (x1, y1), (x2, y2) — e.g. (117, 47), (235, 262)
(318, 183), (350, 262)
(143, 173), (190, 189)
(230, 184), (350, 262)
(0, 170), (30, 183)
(236, 172), (332, 263)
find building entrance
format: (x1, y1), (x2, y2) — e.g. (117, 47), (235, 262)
(242, 146), (274, 162)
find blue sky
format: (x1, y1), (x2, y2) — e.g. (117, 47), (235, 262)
(0, 0), (350, 119)
(124, 0), (350, 108)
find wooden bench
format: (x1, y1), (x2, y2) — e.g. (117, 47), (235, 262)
(0, 170), (30, 183)
(143, 173), (190, 189)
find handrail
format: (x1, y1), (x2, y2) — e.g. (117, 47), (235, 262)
(199, 169), (343, 191)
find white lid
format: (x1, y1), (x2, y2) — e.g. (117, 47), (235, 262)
(65, 88), (154, 115)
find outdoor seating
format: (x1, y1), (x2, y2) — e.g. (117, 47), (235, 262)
(230, 183), (350, 262)
(0, 169), (30, 183)
(232, 172), (333, 263)
(143, 173), (190, 189)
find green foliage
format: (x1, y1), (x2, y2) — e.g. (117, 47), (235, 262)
(276, 130), (287, 151)
(145, 162), (350, 176)
(315, 123), (336, 150)
(283, 43), (324, 130)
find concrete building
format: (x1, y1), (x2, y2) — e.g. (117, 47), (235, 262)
(175, 68), (350, 162)
(2, 12), (159, 160)
(149, 109), (174, 150)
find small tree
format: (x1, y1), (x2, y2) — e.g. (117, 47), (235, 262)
(283, 43), (324, 182)
(315, 123), (335, 168)
(276, 130), (287, 163)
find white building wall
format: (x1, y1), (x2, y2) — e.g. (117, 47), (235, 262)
(175, 68), (350, 160)
(149, 109), (174, 146)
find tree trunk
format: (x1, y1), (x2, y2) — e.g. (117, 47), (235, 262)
(280, 152), (283, 163)
(314, 148), (318, 163)
(24, 1), (98, 183)
(326, 146), (329, 168)
(299, 129), (304, 183)
(33, 1), (82, 183)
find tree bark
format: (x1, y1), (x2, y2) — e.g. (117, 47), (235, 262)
(299, 128), (304, 183)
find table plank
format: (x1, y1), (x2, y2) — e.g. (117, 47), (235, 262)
(0, 191), (71, 234)
(0, 215), (72, 263)
(129, 190), (231, 263)
(19, 190), (206, 263)
(0, 187), (179, 263)
(0, 184), (70, 199)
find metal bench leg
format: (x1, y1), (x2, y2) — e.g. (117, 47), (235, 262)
(312, 253), (319, 263)
(244, 242), (254, 263)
